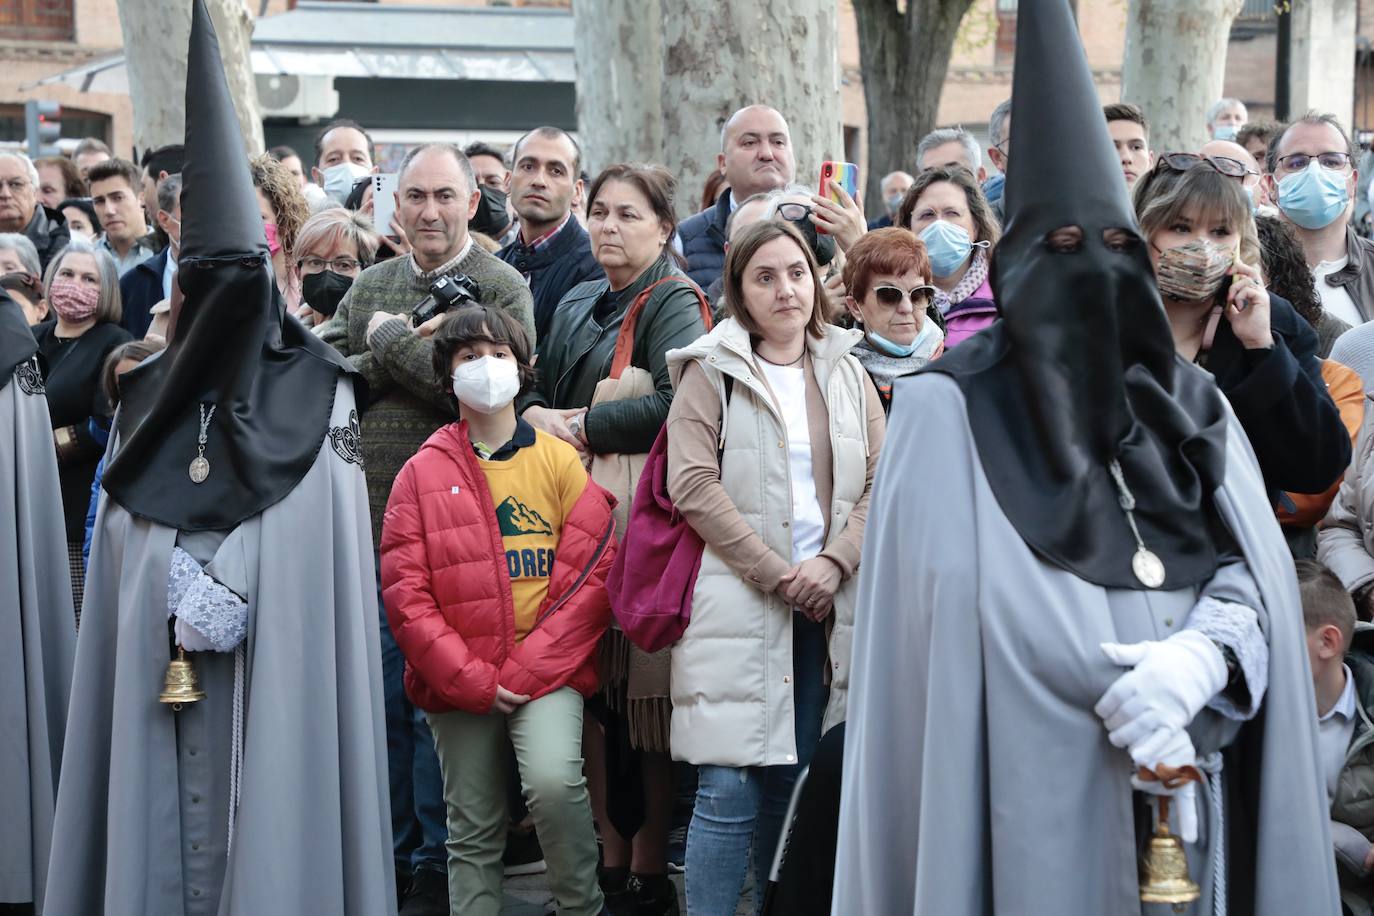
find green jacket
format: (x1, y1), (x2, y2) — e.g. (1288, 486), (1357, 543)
(318, 246), (534, 541)
(522, 253), (707, 455)
(1334, 623), (1374, 835)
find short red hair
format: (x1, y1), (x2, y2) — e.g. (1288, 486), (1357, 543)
(842, 228), (932, 304)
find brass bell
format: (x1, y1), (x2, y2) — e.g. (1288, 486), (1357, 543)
(1139, 796), (1200, 909)
(159, 645), (206, 710)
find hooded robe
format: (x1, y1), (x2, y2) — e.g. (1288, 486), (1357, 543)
(43, 1), (393, 912)
(0, 294), (75, 912)
(44, 380), (394, 916)
(831, 374), (1339, 915)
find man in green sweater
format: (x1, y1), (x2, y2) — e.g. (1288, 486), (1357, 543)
(319, 141), (533, 916)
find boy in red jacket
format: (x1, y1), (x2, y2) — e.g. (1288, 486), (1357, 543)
(380, 304), (615, 916)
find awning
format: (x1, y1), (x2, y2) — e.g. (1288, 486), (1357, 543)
(24, 0), (575, 93)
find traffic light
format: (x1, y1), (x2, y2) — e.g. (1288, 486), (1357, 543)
(24, 101), (61, 158)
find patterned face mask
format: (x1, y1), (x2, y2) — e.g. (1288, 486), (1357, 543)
(1154, 239), (1233, 302)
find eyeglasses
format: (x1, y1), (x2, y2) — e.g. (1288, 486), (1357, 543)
(871, 284), (937, 309)
(1158, 152), (1256, 180)
(299, 256), (362, 274)
(774, 202), (814, 221)
(1276, 151), (1353, 173)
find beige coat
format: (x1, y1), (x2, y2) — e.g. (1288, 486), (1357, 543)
(1320, 394), (1374, 595)
(664, 319), (883, 767)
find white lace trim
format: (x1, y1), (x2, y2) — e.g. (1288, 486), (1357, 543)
(167, 546), (248, 653)
(1188, 596), (1268, 720)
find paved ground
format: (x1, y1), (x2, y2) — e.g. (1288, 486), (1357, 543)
(500, 870), (756, 914)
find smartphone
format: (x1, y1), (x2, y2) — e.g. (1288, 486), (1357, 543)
(371, 173), (398, 236)
(819, 161), (859, 203)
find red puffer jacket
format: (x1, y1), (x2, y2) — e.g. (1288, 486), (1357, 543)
(380, 422), (617, 714)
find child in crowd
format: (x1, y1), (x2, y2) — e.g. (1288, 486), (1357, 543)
(380, 304), (615, 916)
(1300, 559), (1374, 915)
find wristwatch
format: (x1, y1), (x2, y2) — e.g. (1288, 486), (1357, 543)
(567, 414), (583, 439)
(1209, 637), (1241, 689)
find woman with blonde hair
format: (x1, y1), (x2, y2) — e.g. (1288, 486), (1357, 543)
(1134, 158), (1348, 503)
(290, 207), (380, 327)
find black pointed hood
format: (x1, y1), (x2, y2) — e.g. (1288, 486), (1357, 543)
(102, 0), (362, 532)
(921, 0), (1228, 590)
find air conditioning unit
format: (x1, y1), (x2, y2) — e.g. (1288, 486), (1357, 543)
(255, 74), (339, 121)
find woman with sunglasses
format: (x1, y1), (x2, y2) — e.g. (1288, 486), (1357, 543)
(896, 166), (1001, 349)
(841, 228), (944, 409)
(1135, 160), (1350, 505)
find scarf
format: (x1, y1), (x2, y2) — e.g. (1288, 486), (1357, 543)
(935, 249), (990, 315)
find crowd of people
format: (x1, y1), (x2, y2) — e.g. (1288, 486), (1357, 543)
(7, 0), (1374, 914)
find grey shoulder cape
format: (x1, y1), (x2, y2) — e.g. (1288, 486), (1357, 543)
(0, 351), (75, 911)
(46, 377), (394, 915)
(832, 371), (1338, 915)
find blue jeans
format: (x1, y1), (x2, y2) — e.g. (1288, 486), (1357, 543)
(684, 614), (829, 916)
(377, 553), (448, 876)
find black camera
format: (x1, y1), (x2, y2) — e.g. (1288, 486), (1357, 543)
(412, 272), (481, 326)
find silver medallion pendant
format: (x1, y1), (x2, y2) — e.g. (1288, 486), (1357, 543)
(189, 456), (210, 484)
(1132, 547), (1165, 589)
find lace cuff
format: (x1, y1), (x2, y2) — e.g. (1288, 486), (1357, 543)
(167, 547), (203, 618)
(1187, 596), (1268, 720)
(167, 546), (248, 653)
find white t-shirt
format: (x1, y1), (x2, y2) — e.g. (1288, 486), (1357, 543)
(758, 360), (826, 565)
(1318, 664), (1358, 802)
(1313, 256), (1365, 327)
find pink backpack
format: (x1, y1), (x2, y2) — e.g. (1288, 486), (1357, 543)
(607, 378), (731, 652)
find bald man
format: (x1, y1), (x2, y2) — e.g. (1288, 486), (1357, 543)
(1202, 138), (1268, 207)
(678, 104), (796, 288)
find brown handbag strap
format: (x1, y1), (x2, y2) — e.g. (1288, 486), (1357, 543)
(608, 277), (713, 379)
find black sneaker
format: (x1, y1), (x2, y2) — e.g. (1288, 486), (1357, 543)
(397, 867), (448, 916)
(503, 825), (548, 876)
(627, 873), (680, 916)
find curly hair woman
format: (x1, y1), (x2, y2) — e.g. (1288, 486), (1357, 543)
(250, 152), (311, 311)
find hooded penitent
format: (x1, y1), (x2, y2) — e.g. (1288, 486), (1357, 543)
(44, 4), (393, 914)
(925, 0), (1228, 591)
(101, 0), (361, 532)
(0, 292), (75, 912)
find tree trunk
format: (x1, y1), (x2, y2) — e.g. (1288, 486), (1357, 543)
(853, 0), (973, 208)
(1121, 0), (1243, 153)
(573, 0), (664, 176)
(117, 0), (264, 157)
(659, 0), (842, 219)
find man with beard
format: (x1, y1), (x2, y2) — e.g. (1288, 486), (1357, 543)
(499, 127), (603, 345)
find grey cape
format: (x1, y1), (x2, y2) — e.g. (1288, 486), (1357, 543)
(45, 378), (395, 916)
(832, 373), (1339, 915)
(0, 349), (75, 911)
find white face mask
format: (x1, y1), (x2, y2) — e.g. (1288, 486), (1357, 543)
(452, 355), (521, 415)
(321, 162), (370, 203)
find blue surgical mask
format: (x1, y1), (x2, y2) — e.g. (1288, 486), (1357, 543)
(1277, 160), (1350, 230)
(867, 315), (939, 359)
(1212, 124), (1239, 142)
(322, 162), (370, 203)
(919, 220), (987, 278)
(1243, 183), (1257, 215)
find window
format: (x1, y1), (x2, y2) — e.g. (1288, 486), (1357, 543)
(0, 0), (75, 42)
(995, 0), (1017, 68)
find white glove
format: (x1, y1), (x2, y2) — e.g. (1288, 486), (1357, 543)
(1128, 727), (1200, 843)
(1095, 629), (1228, 753)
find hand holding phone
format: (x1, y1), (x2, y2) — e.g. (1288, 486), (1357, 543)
(819, 161), (859, 204)
(371, 173), (398, 239)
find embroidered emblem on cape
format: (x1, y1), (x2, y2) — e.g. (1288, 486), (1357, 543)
(496, 496), (553, 536)
(328, 409), (364, 469)
(15, 359), (43, 395)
